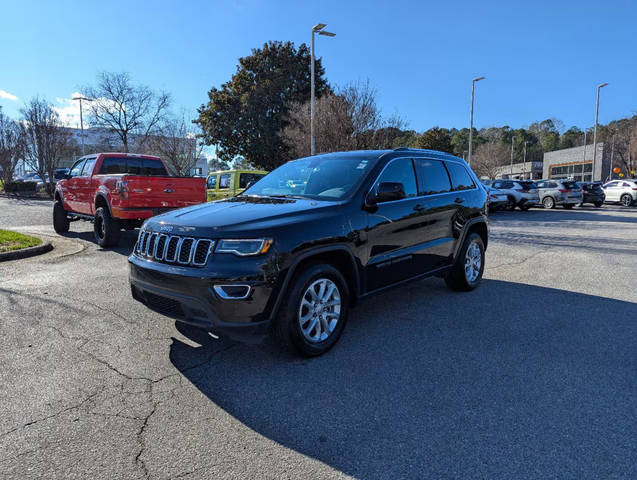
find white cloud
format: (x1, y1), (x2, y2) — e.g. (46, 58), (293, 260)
(0, 90), (18, 101)
(52, 92), (85, 128)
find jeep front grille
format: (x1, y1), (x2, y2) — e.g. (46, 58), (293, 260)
(135, 231), (214, 267)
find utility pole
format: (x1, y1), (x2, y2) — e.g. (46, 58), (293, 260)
(523, 141), (528, 179)
(72, 96), (93, 156)
(310, 23), (335, 156)
(510, 136), (514, 177)
(592, 82), (608, 180)
(468, 76), (485, 167)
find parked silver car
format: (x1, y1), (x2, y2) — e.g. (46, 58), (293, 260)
(485, 185), (509, 212)
(535, 179), (583, 209)
(490, 180), (540, 210)
(602, 180), (637, 207)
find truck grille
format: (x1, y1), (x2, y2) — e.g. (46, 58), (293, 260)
(135, 230), (214, 267)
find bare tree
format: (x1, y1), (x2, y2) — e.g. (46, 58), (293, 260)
(21, 97), (70, 196)
(472, 142), (511, 179)
(282, 81), (404, 158)
(83, 72), (171, 153)
(147, 115), (203, 176)
(0, 108), (25, 184)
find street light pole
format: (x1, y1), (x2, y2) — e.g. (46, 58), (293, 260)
(310, 23), (335, 156)
(592, 82), (608, 180)
(468, 76), (485, 167)
(523, 141), (528, 179)
(510, 136), (514, 177)
(72, 96), (93, 156)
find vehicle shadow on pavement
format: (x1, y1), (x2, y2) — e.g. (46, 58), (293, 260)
(58, 229), (138, 256)
(492, 207), (637, 224)
(169, 278), (636, 478)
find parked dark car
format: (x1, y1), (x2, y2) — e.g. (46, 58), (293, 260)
(129, 149), (489, 356)
(577, 182), (605, 207)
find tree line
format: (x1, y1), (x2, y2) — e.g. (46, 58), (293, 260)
(2, 40), (636, 193)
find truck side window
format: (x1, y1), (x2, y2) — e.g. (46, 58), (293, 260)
(219, 173), (231, 189)
(69, 160), (85, 177)
(207, 176), (217, 189)
(100, 157), (125, 174)
(80, 159), (96, 177)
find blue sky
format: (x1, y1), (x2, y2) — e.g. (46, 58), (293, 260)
(1, 0), (635, 133)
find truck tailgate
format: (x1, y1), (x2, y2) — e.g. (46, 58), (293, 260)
(122, 176), (206, 208)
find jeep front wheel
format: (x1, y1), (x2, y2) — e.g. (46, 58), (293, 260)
(273, 263), (349, 357)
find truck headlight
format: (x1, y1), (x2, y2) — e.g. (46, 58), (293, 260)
(215, 239), (273, 256)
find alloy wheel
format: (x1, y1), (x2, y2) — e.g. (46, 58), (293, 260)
(298, 278), (341, 343)
(621, 195), (632, 207)
(464, 241), (482, 283)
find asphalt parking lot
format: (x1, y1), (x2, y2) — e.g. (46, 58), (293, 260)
(1, 196), (636, 479)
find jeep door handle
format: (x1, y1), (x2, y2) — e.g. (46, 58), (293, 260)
(454, 197), (465, 204)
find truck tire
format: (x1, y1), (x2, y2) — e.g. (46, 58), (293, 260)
(272, 263), (349, 357)
(94, 207), (121, 247)
(53, 200), (70, 233)
(445, 232), (485, 292)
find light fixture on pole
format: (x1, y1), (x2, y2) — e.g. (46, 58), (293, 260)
(592, 82), (608, 180)
(310, 23), (335, 156)
(468, 76), (485, 167)
(72, 96), (94, 155)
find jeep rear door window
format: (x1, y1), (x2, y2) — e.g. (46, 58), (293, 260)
(143, 158), (168, 176)
(414, 159), (451, 195)
(446, 162), (475, 191)
(243, 155), (377, 200)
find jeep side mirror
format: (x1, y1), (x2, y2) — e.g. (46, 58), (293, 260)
(368, 182), (406, 204)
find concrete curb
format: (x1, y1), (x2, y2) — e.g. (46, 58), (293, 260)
(0, 241), (53, 262)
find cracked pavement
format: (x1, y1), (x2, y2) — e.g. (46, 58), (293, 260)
(1, 196), (636, 479)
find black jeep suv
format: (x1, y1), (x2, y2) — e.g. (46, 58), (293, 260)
(129, 149), (488, 356)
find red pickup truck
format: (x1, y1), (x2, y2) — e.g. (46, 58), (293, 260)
(54, 153), (206, 247)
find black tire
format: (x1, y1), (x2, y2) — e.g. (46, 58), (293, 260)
(445, 232), (485, 292)
(272, 263), (350, 357)
(594, 202), (603, 208)
(620, 194), (633, 207)
(53, 199), (70, 233)
(563, 204), (574, 209)
(94, 207), (121, 247)
(505, 196), (516, 211)
(542, 196), (555, 209)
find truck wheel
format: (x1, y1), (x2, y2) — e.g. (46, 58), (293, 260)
(445, 233), (485, 292)
(94, 207), (121, 247)
(273, 263), (349, 357)
(53, 200), (70, 233)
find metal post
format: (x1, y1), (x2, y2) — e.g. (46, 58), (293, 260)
(310, 30), (316, 156)
(523, 141), (527, 179)
(510, 136), (514, 177)
(592, 83), (608, 181)
(468, 76), (485, 167)
(79, 98), (85, 156)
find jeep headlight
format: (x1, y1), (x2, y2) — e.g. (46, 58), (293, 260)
(215, 239), (273, 256)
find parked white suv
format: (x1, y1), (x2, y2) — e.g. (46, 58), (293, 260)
(490, 180), (540, 210)
(602, 180), (637, 207)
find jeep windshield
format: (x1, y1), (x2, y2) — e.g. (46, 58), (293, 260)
(241, 155), (377, 200)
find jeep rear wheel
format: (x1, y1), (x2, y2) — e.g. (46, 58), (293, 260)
(94, 207), (121, 247)
(445, 233), (485, 292)
(273, 263), (349, 357)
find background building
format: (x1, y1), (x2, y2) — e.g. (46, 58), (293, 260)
(542, 143), (610, 182)
(494, 161), (543, 180)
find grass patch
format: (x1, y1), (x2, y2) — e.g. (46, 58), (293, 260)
(0, 229), (42, 253)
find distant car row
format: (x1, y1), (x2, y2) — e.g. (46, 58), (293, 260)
(483, 178), (637, 211)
